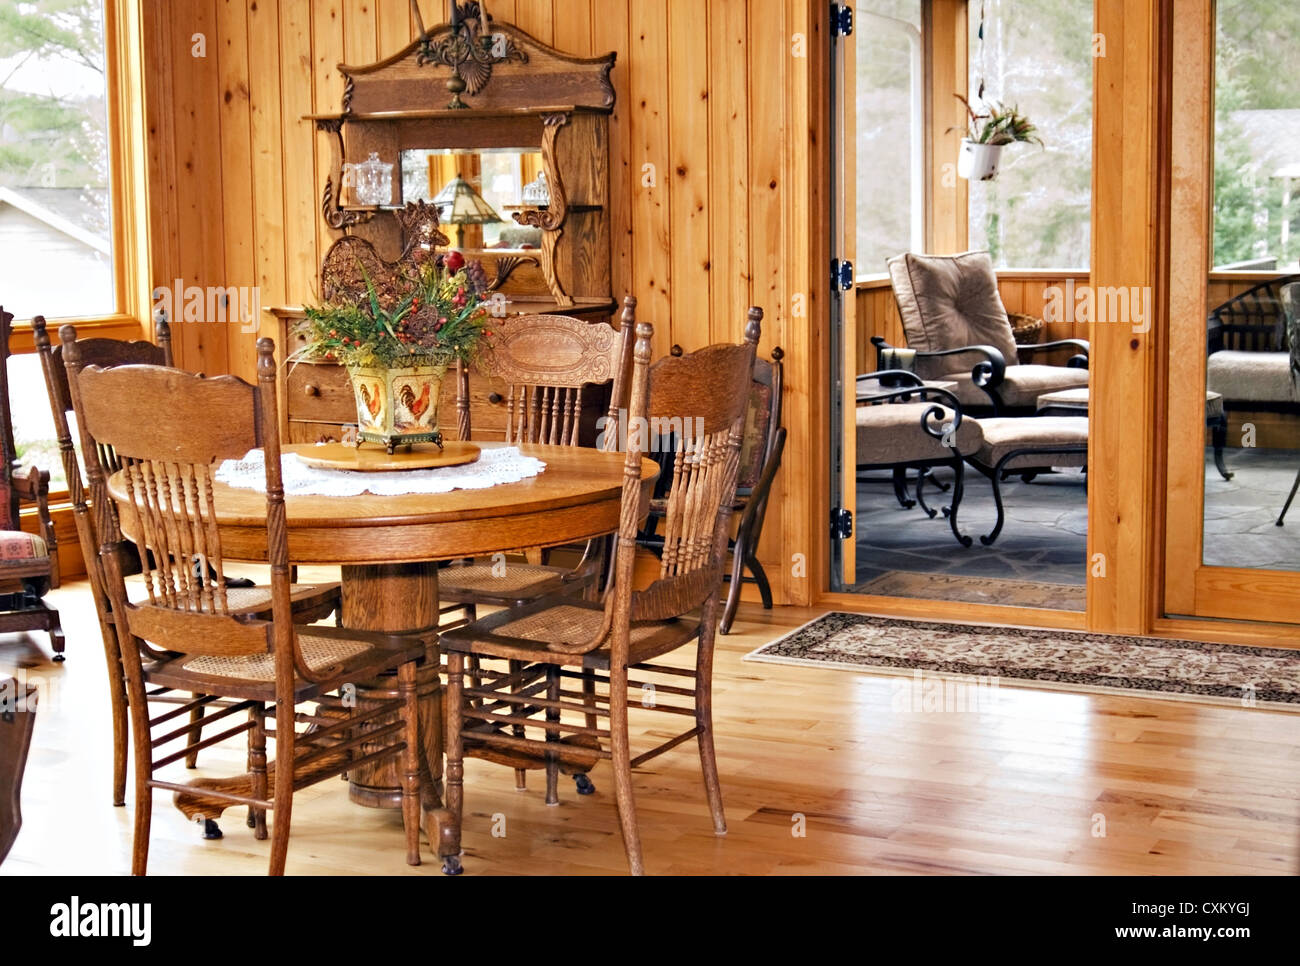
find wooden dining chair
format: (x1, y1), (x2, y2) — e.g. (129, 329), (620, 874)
(440, 296), (637, 611)
(45, 318), (339, 809)
(73, 338), (433, 875)
(640, 335), (783, 634)
(440, 314), (760, 875)
(0, 677), (37, 865)
(0, 309), (63, 661)
(440, 298), (636, 792)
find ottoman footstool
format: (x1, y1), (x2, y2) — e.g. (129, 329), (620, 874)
(966, 416), (1089, 546)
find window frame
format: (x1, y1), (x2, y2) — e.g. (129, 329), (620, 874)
(7, 0), (153, 507)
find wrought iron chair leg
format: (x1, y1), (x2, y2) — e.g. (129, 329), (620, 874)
(943, 457), (973, 547)
(1276, 466), (1300, 526)
(1212, 416), (1233, 481)
(891, 467), (916, 509)
(915, 467), (938, 518)
(979, 457), (1010, 547)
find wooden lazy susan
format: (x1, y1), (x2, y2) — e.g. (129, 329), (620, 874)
(295, 441), (481, 472)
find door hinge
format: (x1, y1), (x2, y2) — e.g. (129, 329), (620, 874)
(832, 3), (853, 37)
(830, 507), (853, 539)
(831, 258), (854, 291)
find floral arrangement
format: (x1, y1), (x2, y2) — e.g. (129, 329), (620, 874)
(297, 249), (492, 370)
(953, 95), (1043, 147)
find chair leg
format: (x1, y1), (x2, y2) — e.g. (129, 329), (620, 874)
(719, 531), (748, 636)
(574, 668), (597, 795)
(129, 723), (154, 876)
(248, 704), (268, 840)
(544, 666), (560, 806)
(104, 641), (129, 807)
(1277, 466), (1300, 527)
(915, 468), (939, 518)
(608, 663), (644, 876)
(979, 460), (1009, 547)
(891, 467), (916, 508)
(508, 658), (527, 791)
(1212, 416), (1233, 481)
(443, 652), (465, 875)
(268, 700), (295, 876)
(185, 699), (206, 768)
(944, 458), (973, 548)
(695, 600), (727, 836)
(398, 661), (422, 866)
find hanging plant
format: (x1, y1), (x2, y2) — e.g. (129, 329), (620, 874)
(950, 95), (1043, 182)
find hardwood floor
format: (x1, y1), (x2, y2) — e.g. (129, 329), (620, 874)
(4, 572), (1298, 876)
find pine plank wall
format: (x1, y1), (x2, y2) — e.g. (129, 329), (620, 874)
(138, 0), (824, 607)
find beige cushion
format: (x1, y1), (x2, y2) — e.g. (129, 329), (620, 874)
(948, 364), (1090, 408)
(856, 402), (984, 465)
(887, 251), (1019, 361)
(1205, 390), (1224, 420)
(1036, 387), (1090, 410)
(1207, 350), (1300, 404)
(973, 416), (1089, 471)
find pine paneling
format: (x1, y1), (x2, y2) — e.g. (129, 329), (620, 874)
(140, 0), (821, 607)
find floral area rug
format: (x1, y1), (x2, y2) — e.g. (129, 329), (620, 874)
(744, 612), (1300, 710)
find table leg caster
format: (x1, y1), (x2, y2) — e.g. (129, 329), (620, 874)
(441, 854), (463, 876)
(574, 773), (596, 795)
(202, 818), (223, 840)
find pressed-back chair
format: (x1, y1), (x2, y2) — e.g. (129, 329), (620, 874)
(439, 298), (636, 792)
(639, 333), (783, 634)
(73, 339), (432, 875)
(0, 309), (63, 660)
(41, 318), (340, 809)
(441, 313), (760, 875)
(440, 296), (637, 610)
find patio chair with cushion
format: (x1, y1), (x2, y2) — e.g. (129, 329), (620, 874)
(874, 251), (1090, 415)
(855, 370), (982, 547)
(1206, 273), (1300, 422)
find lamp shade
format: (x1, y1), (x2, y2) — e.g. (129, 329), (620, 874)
(433, 173), (503, 226)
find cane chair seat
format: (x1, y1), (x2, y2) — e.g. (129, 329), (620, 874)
(438, 562), (592, 603)
(145, 627), (427, 701)
(0, 531), (48, 561)
(444, 598), (700, 668)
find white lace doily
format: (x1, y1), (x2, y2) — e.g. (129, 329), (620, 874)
(215, 445), (546, 497)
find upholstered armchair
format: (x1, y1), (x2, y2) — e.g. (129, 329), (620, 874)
(875, 251), (1090, 415)
(1206, 273), (1300, 421)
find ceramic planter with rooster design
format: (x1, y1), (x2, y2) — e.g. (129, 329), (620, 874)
(347, 363), (445, 453)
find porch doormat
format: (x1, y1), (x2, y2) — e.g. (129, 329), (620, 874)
(743, 612), (1300, 709)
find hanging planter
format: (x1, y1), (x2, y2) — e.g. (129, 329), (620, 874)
(957, 139), (1004, 182)
(950, 95), (1043, 183)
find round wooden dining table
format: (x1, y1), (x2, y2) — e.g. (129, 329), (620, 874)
(107, 441), (658, 853)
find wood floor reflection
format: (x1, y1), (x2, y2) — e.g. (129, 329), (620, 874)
(4, 575), (1298, 876)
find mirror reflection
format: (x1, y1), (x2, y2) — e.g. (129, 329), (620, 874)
(1201, 1), (1300, 571)
(399, 147), (545, 251)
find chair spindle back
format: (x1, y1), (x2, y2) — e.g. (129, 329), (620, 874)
(614, 309), (761, 627)
(69, 338), (287, 662)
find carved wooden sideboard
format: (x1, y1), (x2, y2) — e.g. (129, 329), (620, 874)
(275, 3), (617, 444)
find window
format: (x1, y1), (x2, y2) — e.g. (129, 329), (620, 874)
(855, 0), (923, 276)
(0, 0), (115, 321)
(1212, 0), (1300, 271)
(966, 0), (1093, 269)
